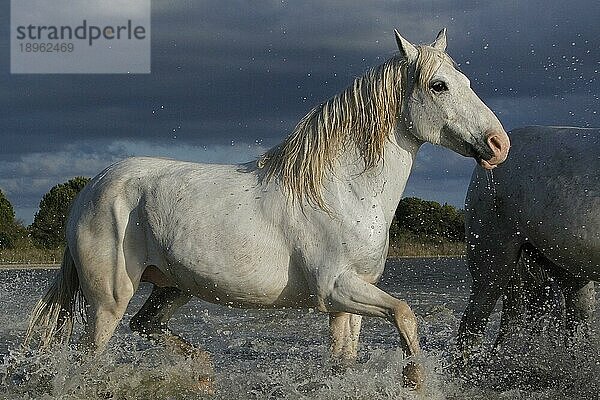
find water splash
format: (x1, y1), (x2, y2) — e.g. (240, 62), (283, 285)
(1, 264), (598, 400)
(1, 338), (214, 400)
(485, 169), (500, 216)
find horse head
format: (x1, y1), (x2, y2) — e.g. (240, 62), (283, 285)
(395, 28), (510, 169)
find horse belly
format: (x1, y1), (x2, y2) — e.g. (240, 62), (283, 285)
(525, 223), (600, 280)
(172, 260), (314, 309)
(163, 225), (314, 307)
(507, 176), (600, 279)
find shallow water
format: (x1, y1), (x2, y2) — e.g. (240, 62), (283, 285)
(1, 258), (598, 399)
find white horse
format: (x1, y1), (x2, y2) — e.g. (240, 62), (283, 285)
(25, 29), (509, 389)
(459, 126), (599, 358)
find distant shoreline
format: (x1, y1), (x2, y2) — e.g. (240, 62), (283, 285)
(0, 263), (60, 270)
(0, 255), (465, 270)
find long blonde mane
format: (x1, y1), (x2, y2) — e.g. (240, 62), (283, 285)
(258, 46), (450, 209)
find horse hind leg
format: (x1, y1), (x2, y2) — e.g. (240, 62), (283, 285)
(131, 268), (195, 353)
(82, 294), (132, 353)
(130, 284), (199, 356)
(77, 249), (136, 352)
(130, 282), (191, 336)
(494, 274), (525, 351)
(521, 252), (595, 339)
(74, 200), (146, 353)
(131, 282), (214, 394)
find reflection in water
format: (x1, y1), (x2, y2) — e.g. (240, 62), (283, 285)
(0, 259), (598, 399)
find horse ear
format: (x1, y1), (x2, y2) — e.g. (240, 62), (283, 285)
(432, 28), (447, 51)
(394, 29), (418, 62)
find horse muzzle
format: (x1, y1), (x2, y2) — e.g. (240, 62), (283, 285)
(479, 129), (510, 170)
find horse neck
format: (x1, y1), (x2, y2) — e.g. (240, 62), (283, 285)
(328, 126), (422, 225)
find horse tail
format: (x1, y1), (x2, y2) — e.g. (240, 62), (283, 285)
(24, 246), (86, 348)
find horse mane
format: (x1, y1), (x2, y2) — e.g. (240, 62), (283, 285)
(257, 45), (449, 209)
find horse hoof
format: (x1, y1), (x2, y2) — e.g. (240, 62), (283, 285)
(402, 361), (424, 391)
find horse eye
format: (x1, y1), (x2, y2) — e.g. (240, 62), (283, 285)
(430, 80), (448, 93)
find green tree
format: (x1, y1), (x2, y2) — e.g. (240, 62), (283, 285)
(30, 177), (90, 249)
(0, 190), (17, 249)
(392, 197), (465, 242)
(439, 203), (465, 241)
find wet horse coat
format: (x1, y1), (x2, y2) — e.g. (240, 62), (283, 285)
(26, 29), (509, 388)
(459, 126), (599, 356)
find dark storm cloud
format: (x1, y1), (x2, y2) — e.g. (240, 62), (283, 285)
(1, 0), (598, 222)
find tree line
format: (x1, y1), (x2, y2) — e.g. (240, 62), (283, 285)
(0, 177), (89, 250)
(391, 197), (465, 243)
(0, 178), (465, 251)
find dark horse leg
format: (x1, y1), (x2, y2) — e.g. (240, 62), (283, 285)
(130, 285), (191, 336)
(496, 244), (595, 349)
(458, 236), (521, 362)
(556, 276), (595, 339)
(520, 246), (595, 339)
(130, 285), (214, 393)
(495, 244), (560, 350)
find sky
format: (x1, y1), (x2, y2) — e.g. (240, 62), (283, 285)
(1, 0), (599, 224)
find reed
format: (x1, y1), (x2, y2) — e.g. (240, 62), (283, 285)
(0, 239), (62, 265)
(388, 233), (465, 258)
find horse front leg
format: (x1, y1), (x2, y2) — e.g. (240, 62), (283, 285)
(458, 249), (519, 364)
(494, 275), (525, 351)
(329, 312), (362, 370)
(458, 231), (521, 364)
(319, 271), (422, 389)
(458, 280), (504, 361)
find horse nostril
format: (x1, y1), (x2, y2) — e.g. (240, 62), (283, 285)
(488, 135), (502, 153)
(481, 130), (510, 169)
(486, 131), (510, 158)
